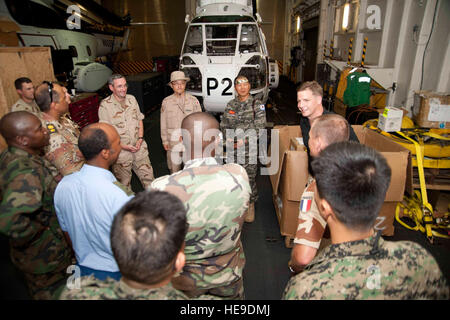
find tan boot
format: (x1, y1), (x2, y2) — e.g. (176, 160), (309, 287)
(245, 202), (255, 223)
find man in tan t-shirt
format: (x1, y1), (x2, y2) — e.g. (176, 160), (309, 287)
(160, 71), (202, 173)
(11, 77), (40, 114)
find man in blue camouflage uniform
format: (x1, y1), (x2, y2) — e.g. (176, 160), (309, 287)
(151, 112), (251, 299)
(0, 111), (73, 299)
(283, 142), (449, 300)
(61, 190), (217, 300)
(220, 75), (266, 223)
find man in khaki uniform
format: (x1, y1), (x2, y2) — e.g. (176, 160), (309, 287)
(98, 74), (154, 188)
(161, 71), (202, 173)
(11, 77), (40, 114)
(35, 81), (84, 181)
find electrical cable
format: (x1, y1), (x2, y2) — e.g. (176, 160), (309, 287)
(420, 0), (439, 90)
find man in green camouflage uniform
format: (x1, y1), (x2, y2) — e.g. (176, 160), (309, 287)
(0, 111), (73, 300)
(35, 82), (84, 181)
(283, 142), (449, 300)
(220, 75), (266, 223)
(60, 190), (215, 300)
(98, 74), (154, 188)
(150, 112), (251, 299)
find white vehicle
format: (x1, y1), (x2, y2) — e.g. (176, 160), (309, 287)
(180, 0), (279, 113)
(0, 0), (128, 92)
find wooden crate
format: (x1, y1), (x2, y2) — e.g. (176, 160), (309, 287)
(0, 47), (56, 151)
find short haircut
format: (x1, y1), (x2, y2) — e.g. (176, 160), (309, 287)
(110, 190), (188, 285)
(14, 77), (32, 90)
(312, 142), (391, 231)
(78, 126), (110, 160)
(108, 74), (125, 86)
(34, 83), (60, 112)
(297, 80), (323, 97)
(310, 114), (350, 145)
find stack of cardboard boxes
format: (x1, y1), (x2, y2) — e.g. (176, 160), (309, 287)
(269, 125), (412, 247)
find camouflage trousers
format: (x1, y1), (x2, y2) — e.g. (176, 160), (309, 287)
(23, 264), (70, 300)
(113, 156), (154, 188)
(227, 147), (258, 203)
(174, 276), (244, 300)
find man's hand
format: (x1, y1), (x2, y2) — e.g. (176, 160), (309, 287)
(135, 138), (143, 151)
(163, 143), (169, 151)
(121, 144), (138, 153)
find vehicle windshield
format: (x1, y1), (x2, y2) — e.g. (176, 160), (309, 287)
(206, 24), (238, 56)
(183, 25), (203, 54)
(239, 24), (261, 54)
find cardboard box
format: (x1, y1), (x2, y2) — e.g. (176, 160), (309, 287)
(269, 126), (309, 238)
(269, 125), (412, 240)
(290, 137), (305, 151)
(413, 91), (450, 129)
(378, 107), (403, 132)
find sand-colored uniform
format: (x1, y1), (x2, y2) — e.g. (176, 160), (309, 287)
(160, 93), (202, 172)
(11, 98), (41, 114)
(99, 94), (154, 188)
(39, 113), (84, 180)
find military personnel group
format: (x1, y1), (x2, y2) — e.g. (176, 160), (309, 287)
(0, 72), (447, 300)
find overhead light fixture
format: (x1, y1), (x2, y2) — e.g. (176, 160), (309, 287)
(296, 16), (301, 33)
(342, 3), (350, 30)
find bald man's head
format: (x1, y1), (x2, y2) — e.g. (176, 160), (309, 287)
(181, 112), (221, 160)
(0, 111), (49, 152)
(78, 122), (121, 165)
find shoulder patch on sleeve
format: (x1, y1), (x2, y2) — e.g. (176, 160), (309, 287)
(46, 123), (56, 134)
(259, 104), (265, 111)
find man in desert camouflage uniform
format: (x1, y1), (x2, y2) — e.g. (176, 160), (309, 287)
(99, 74), (154, 188)
(151, 112), (251, 299)
(289, 114), (349, 274)
(283, 142), (449, 300)
(60, 190), (215, 300)
(34, 81), (84, 180)
(220, 75), (266, 223)
(161, 71), (202, 173)
(0, 111), (73, 300)
(10, 77), (40, 114)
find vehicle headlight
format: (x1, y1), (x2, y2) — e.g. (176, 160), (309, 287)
(238, 55), (266, 90)
(180, 67), (202, 92)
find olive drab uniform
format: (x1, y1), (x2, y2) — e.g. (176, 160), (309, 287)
(283, 232), (449, 300)
(220, 95), (266, 204)
(10, 98), (41, 115)
(160, 93), (202, 173)
(0, 147), (73, 300)
(150, 157), (251, 299)
(99, 94), (154, 188)
(60, 275), (219, 300)
(39, 113), (84, 179)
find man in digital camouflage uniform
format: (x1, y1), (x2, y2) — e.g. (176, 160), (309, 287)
(161, 71), (202, 173)
(60, 190), (218, 300)
(283, 142), (449, 300)
(99, 74), (154, 189)
(10, 77), (40, 114)
(35, 81), (84, 181)
(289, 114), (350, 274)
(220, 75), (266, 223)
(151, 112), (251, 299)
(0, 111), (73, 300)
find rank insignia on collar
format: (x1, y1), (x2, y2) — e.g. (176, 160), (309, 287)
(46, 124), (56, 133)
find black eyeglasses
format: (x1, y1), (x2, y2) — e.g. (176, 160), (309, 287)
(43, 81), (53, 103)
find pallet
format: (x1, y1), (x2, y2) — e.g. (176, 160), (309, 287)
(413, 168), (450, 191)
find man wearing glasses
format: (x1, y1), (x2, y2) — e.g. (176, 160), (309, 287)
(34, 82), (84, 180)
(98, 74), (154, 189)
(160, 71), (202, 173)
